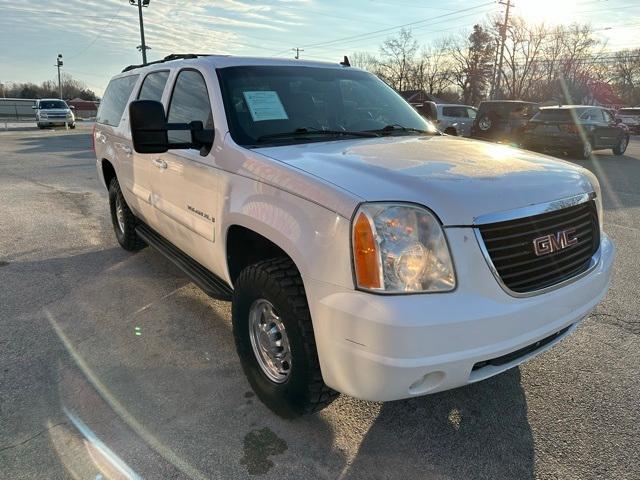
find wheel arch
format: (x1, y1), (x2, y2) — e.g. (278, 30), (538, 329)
(100, 158), (117, 190)
(225, 224), (296, 286)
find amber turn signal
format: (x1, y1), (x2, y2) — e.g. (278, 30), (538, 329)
(353, 211), (382, 289)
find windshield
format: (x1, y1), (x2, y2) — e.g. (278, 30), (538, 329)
(217, 65), (435, 146)
(39, 101), (68, 109)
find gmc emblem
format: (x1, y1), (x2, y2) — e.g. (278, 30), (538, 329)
(533, 228), (578, 256)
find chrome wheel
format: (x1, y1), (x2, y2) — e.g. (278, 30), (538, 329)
(248, 299), (292, 383)
(115, 196), (125, 233)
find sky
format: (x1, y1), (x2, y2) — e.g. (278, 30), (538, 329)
(0, 0), (638, 96)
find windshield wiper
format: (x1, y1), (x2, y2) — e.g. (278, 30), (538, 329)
(368, 124), (434, 135)
(256, 127), (379, 143)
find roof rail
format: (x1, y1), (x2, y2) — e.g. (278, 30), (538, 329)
(121, 53), (213, 73)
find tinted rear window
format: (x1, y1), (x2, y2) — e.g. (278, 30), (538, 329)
(533, 109), (578, 121)
(97, 75), (139, 126)
(442, 106), (468, 118)
(619, 109), (640, 116)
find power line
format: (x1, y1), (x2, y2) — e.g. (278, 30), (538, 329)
(273, 1), (494, 54)
(66, 4), (128, 61)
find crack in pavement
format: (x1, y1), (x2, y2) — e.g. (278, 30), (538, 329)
(0, 422), (67, 454)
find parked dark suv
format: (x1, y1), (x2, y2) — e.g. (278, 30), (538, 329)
(470, 100), (539, 143)
(521, 106), (630, 159)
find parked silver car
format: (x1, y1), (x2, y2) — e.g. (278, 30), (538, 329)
(617, 107), (640, 134)
(33, 98), (75, 129)
(416, 101), (477, 137)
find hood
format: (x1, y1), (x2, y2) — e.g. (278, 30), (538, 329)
(256, 135), (596, 225)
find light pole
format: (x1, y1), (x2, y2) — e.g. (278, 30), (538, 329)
(56, 54), (63, 99)
(130, 0), (151, 64)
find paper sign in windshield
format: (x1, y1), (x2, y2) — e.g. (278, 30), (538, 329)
(243, 91), (288, 122)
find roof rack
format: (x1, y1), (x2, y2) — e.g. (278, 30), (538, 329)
(122, 53), (213, 73)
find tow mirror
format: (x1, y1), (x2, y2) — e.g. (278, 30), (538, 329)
(129, 100), (214, 155)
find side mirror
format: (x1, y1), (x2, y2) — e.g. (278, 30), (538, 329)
(129, 100), (214, 155)
(129, 100), (169, 154)
(69, 105), (75, 110)
(32, 105), (37, 110)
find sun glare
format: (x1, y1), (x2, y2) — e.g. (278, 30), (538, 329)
(516, 0), (579, 25)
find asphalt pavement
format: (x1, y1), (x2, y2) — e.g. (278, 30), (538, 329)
(1, 123), (638, 480)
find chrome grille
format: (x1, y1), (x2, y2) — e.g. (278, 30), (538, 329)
(478, 200), (600, 294)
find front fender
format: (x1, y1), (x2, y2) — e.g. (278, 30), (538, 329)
(220, 178), (354, 290)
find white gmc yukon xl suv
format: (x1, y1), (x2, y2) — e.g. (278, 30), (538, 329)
(94, 54), (614, 417)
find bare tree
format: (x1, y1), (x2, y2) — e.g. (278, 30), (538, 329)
(411, 40), (454, 96)
(377, 28), (419, 92)
(350, 52), (380, 73)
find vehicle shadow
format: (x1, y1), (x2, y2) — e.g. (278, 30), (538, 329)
(15, 133), (93, 160)
(2, 245), (533, 480)
(341, 370), (534, 480)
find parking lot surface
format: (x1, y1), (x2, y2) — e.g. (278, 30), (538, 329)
(1, 124), (638, 480)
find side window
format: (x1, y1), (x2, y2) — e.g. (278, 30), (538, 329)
(138, 71), (170, 102)
(602, 109), (614, 123)
(167, 70), (213, 144)
(467, 108), (477, 119)
(96, 75), (139, 127)
(442, 106), (467, 118)
(589, 109), (603, 121)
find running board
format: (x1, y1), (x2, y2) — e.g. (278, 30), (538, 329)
(135, 223), (233, 301)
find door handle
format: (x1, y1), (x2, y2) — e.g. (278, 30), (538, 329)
(153, 158), (168, 170)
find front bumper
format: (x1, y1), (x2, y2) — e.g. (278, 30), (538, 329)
(306, 229), (614, 401)
(38, 117), (74, 125)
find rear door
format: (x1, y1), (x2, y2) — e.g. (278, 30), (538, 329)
(128, 70), (171, 219)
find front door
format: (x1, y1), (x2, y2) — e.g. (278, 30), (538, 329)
(600, 109), (623, 148)
(151, 68), (220, 271)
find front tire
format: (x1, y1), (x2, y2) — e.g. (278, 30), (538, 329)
(232, 258), (338, 418)
(613, 135), (629, 155)
(108, 178), (146, 251)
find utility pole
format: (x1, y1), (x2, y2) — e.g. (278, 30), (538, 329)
(494, 0), (512, 99)
(130, 0), (151, 64)
(292, 47), (304, 59)
(56, 54), (63, 99)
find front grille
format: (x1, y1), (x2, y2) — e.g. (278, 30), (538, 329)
(478, 200), (600, 294)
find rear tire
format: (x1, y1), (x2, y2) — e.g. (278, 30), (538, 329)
(232, 257), (338, 418)
(108, 178), (146, 251)
(576, 140), (593, 159)
(613, 135), (629, 155)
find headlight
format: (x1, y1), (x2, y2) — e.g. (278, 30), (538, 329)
(352, 203), (456, 293)
(40, 113), (48, 118)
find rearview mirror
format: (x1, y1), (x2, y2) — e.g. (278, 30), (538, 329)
(129, 100), (214, 155)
